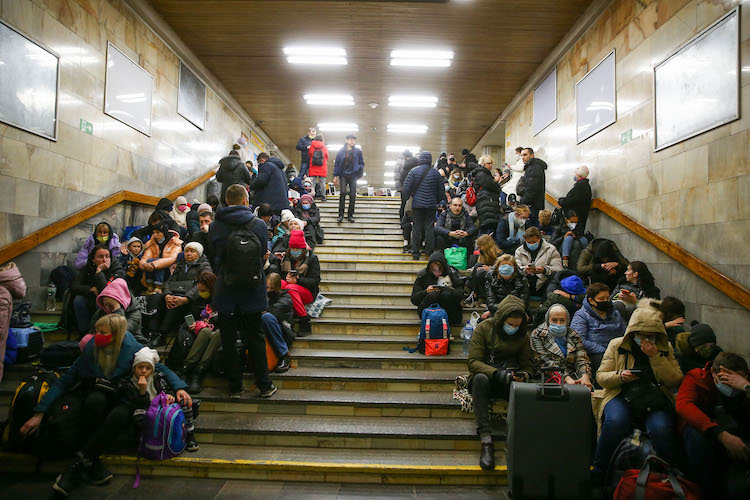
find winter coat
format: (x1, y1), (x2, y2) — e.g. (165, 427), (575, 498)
(184, 230), (213, 265)
(333, 147), (365, 179)
(514, 239), (563, 292)
(394, 154), (409, 192)
(89, 291), (145, 343)
(216, 154), (253, 205)
(186, 206), (201, 234)
(299, 205), (324, 244)
(74, 222), (121, 269)
(576, 238), (629, 289)
(502, 159), (525, 196)
(71, 258), (125, 297)
(468, 163), (501, 231)
(251, 157), (290, 212)
(558, 177), (592, 232)
(117, 370), (185, 429)
(494, 212), (526, 252)
(570, 298), (626, 355)
(164, 254), (212, 302)
(296, 135), (314, 166)
(281, 252), (321, 298)
(139, 230), (183, 272)
(596, 321), (683, 420)
(35, 332), (186, 414)
(468, 295), (534, 384)
(307, 139), (329, 178)
(131, 199), (180, 242)
(399, 157), (418, 189)
(676, 362), (750, 436)
(267, 290), (294, 324)
(0, 264), (26, 381)
(411, 252), (464, 305)
(208, 205), (268, 314)
(485, 267), (530, 315)
(531, 323), (592, 381)
(435, 210), (477, 239)
(520, 157), (548, 209)
(674, 332), (722, 375)
(611, 280), (661, 303)
(403, 158), (444, 210)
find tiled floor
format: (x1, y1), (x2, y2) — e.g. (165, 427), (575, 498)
(0, 474), (508, 499)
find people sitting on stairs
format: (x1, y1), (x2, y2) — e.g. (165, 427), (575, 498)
(549, 209), (588, 269)
(576, 237), (629, 291)
(675, 320), (723, 375)
(514, 226), (563, 297)
(131, 197), (181, 242)
(467, 294), (533, 471)
(182, 272), (222, 394)
(483, 254), (530, 320)
(494, 204), (530, 254)
(610, 261), (661, 321)
(118, 236), (145, 296)
(435, 197), (477, 254)
(184, 208), (215, 264)
(298, 194), (324, 246)
(138, 222), (183, 295)
(71, 245), (125, 335)
(74, 222), (121, 270)
(264, 273), (294, 373)
(534, 271), (586, 327)
(88, 278), (147, 345)
(280, 230), (320, 336)
(410, 252), (465, 326)
(271, 209), (295, 251)
(466, 235), (501, 304)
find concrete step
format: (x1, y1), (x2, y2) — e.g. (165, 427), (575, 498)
(295, 333), (459, 351)
(322, 226), (402, 235)
(0, 446), (508, 485)
(322, 197), (400, 205)
(319, 304), (480, 322)
(312, 318), (422, 336)
(314, 249), (411, 261)
(318, 207), (401, 216)
(317, 239), (404, 249)
(318, 233), (402, 242)
(291, 348), (465, 371)
(320, 268), (418, 282)
(320, 280), (414, 294)
(318, 259), (424, 272)
(320, 290), (414, 306)
(320, 221), (402, 231)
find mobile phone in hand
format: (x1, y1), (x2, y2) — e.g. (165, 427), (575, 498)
(628, 369), (642, 375)
(185, 314), (196, 327)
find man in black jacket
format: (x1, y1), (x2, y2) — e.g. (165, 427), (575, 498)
(410, 252), (464, 325)
(558, 165), (592, 233)
(469, 161), (501, 235)
(519, 148), (548, 228)
(295, 127), (316, 178)
(251, 154), (290, 215)
(263, 273), (293, 372)
(217, 150), (253, 207)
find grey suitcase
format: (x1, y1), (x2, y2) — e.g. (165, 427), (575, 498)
(507, 367), (594, 499)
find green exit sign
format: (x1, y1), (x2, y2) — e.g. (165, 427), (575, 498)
(621, 129), (632, 145)
(79, 118), (93, 135)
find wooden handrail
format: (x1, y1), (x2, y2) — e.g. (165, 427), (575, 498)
(0, 168), (218, 264)
(545, 193), (750, 311)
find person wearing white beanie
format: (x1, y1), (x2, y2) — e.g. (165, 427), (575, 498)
(184, 241), (204, 259)
(170, 196), (189, 229)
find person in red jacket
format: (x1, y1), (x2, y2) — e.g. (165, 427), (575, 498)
(676, 351), (750, 499)
(307, 134), (329, 202)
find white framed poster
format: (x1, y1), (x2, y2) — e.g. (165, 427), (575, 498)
(576, 50), (616, 144)
(654, 8), (739, 151)
(104, 42), (153, 136)
(177, 61), (206, 130)
(0, 20), (60, 141)
(533, 66), (557, 136)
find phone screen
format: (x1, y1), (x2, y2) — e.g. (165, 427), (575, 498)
(184, 314), (196, 327)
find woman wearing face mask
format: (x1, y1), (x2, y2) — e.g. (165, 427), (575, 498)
(449, 169), (467, 199)
(611, 261), (661, 320)
(531, 304), (592, 390)
(71, 245), (125, 334)
(514, 226), (562, 295)
(466, 235), (502, 303)
(484, 255), (530, 320)
(550, 210), (589, 269)
(75, 222), (121, 270)
(139, 221), (183, 295)
(467, 294), (534, 470)
(169, 196), (190, 230)
(298, 194), (324, 246)
(87, 278), (147, 344)
(19, 314), (188, 496)
(281, 230), (320, 336)
(145, 242), (211, 347)
(577, 238), (629, 290)
(495, 205), (531, 253)
(570, 282), (626, 375)
(592, 308), (683, 483)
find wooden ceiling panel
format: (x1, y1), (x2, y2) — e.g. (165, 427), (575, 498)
(147, 0), (594, 182)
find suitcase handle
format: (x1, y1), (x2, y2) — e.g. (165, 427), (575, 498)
(537, 366), (569, 401)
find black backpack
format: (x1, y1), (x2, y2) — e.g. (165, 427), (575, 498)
(39, 341), (81, 369)
(550, 207), (563, 228)
(222, 219), (263, 287)
(50, 266), (74, 300)
(10, 302), (32, 329)
(38, 392), (81, 458)
(2, 369), (59, 452)
(311, 146), (324, 166)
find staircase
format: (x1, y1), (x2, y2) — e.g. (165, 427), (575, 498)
(0, 196), (507, 487)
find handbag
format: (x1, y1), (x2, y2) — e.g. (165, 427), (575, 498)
(444, 245), (468, 270)
(620, 381), (672, 426)
(516, 174), (527, 198)
(613, 456), (702, 500)
(305, 293), (333, 319)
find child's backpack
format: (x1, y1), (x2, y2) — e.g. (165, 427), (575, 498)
(138, 392), (187, 461)
(2, 370), (59, 452)
(11, 326), (44, 363)
(311, 146), (324, 166)
(417, 304), (450, 355)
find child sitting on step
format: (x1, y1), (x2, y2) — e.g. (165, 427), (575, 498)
(118, 347), (199, 452)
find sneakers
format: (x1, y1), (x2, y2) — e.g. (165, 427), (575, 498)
(337, 215), (344, 223)
(229, 387), (245, 399)
(297, 316), (312, 337)
(275, 354), (291, 373)
(186, 432), (199, 452)
(402, 244), (410, 254)
(81, 457), (113, 485)
(52, 456), (85, 496)
(347, 216), (354, 223)
(260, 384), (278, 398)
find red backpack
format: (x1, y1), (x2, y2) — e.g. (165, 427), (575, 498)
(465, 186), (477, 206)
(614, 456), (702, 500)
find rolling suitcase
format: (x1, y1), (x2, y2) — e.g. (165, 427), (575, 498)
(507, 367), (594, 499)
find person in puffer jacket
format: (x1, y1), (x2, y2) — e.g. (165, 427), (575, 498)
(216, 149), (252, 207)
(403, 151), (444, 260)
(138, 222), (183, 294)
(0, 262), (27, 382)
(410, 252), (465, 326)
(75, 222), (121, 270)
(467, 158), (501, 234)
(484, 254), (530, 318)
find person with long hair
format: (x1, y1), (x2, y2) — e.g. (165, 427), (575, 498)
(182, 272), (221, 394)
(70, 245), (125, 334)
(483, 254), (530, 319)
(467, 235), (502, 302)
(611, 261), (660, 320)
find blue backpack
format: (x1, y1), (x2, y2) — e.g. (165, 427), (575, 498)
(417, 304), (450, 354)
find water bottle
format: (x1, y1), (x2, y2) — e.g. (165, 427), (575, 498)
(46, 282), (57, 312)
(461, 322), (474, 355)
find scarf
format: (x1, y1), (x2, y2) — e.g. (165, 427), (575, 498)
(445, 211), (467, 232)
(130, 373), (158, 400)
(281, 253), (309, 276)
(507, 212), (525, 241)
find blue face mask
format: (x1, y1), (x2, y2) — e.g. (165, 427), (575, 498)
(301, 204), (311, 210)
(289, 249), (303, 259)
(548, 323), (567, 338)
(716, 382), (741, 398)
(156, 237), (165, 244)
(503, 323), (520, 335)
(526, 241), (540, 251)
(498, 264), (514, 277)
(633, 336), (641, 347)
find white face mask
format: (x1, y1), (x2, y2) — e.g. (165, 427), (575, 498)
(515, 154), (521, 161)
(567, 222), (577, 230)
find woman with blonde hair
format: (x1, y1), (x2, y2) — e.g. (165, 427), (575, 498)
(467, 235), (502, 303)
(483, 254), (530, 318)
(20, 314), (190, 496)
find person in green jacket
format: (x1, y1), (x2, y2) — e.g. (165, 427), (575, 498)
(468, 294), (534, 470)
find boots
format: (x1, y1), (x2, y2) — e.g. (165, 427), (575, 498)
(479, 441), (495, 471)
(297, 316), (312, 337)
(52, 452), (86, 496)
(149, 331), (164, 348)
(188, 366), (205, 394)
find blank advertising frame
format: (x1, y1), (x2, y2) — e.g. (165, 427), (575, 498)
(177, 60), (206, 130)
(533, 66), (557, 136)
(576, 50), (616, 144)
(104, 41), (154, 136)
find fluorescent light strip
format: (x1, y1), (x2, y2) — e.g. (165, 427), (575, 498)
(386, 145), (420, 153)
(391, 59), (451, 67)
(387, 124), (428, 134)
(284, 47), (346, 56)
(390, 50), (454, 59)
(388, 95), (438, 108)
(287, 56), (347, 65)
(357, 179), (367, 185)
(384, 180), (396, 186)
(317, 122), (359, 132)
(304, 94), (354, 106)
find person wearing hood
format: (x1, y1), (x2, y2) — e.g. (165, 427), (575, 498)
(535, 271), (586, 325)
(592, 308), (684, 480)
(298, 194), (324, 245)
(75, 222), (121, 270)
(187, 202), (212, 235)
(395, 150), (413, 218)
(131, 198), (181, 242)
(410, 252), (465, 325)
(676, 351), (750, 499)
(403, 151), (444, 260)
(468, 156), (501, 235)
(514, 226), (562, 295)
(484, 254), (530, 319)
(296, 127), (317, 178)
(307, 134), (329, 202)
(0, 262), (26, 382)
(181, 272), (220, 394)
(461, 148), (478, 167)
(558, 165), (592, 234)
(88, 278), (147, 345)
(169, 196), (190, 230)
(280, 230), (320, 336)
(577, 238), (630, 290)
(333, 134), (365, 223)
(468, 295), (534, 470)
(19, 314), (188, 496)
(531, 304), (593, 389)
(570, 282), (626, 374)
(209, 184), (275, 398)
(146, 242), (212, 347)
(501, 147), (526, 200)
(435, 197), (477, 255)
(518, 148), (548, 228)
(285, 163), (298, 183)
(216, 149), (252, 207)
(71, 245), (125, 334)
(139, 221), (183, 295)
(251, 153), (290, 214)
(118, 237), (144, 296)
(676, 321), (723, 375)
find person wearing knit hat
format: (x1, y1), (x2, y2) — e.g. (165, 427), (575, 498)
(298, 193), (324, 246)
(674, 321), (723, 374)
(184, 241), (204, 259)
(197, 203), (212, 216)
(279, 230), (321, 336)
(280, 209), (294, 224)
(591, 307), (684, 480)
(300, 194), (314, 207)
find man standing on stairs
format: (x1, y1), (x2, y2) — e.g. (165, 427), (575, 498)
(519, 148), (547, 228)
(333, 134), (365, 223)
(403, 151), (443, 260)
(208, 184), (277, 399)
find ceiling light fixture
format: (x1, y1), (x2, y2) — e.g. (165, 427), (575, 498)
(387, 124), (428, 134)
(303, 93), (354, 106)
(283, 47), (347, 65)
(317, 122), (359, 132)
(390, 49), (454, 67)
(357, 179), (367, 185)
(386, 145), (420, 153)
(388, 95), (438, 108)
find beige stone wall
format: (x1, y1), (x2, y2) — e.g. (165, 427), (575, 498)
(504, 0), (750, 354)
(0, 0), (270, 304)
